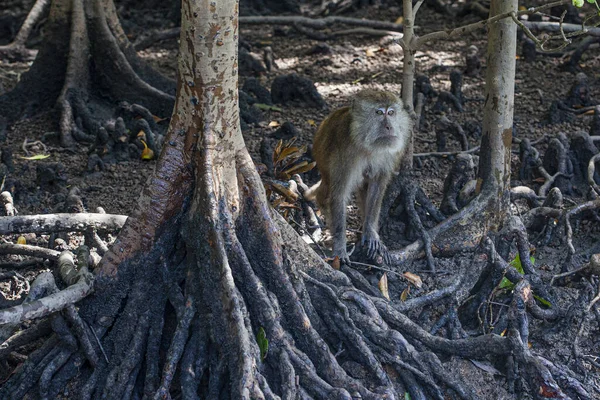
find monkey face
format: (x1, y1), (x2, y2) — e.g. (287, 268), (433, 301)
(350, 90), (411, 152)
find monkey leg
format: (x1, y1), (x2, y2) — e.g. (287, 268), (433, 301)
(360, 174), (392, 264)
(330, 193), (351, 264)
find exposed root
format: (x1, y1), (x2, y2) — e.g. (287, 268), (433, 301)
(565, 199), (600, 261)
(0, 0), (175, 152)
(0, 213), (127, 235)
(0, 251), (93, 325)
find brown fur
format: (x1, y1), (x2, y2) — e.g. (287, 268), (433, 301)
(306, 90), (412, 263)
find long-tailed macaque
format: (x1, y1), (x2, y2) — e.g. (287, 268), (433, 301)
(305, 90), (412, 264)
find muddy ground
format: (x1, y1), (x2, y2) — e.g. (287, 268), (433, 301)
(0, 0), (599, 398)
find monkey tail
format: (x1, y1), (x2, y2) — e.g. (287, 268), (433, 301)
(304, 181), (321, 201)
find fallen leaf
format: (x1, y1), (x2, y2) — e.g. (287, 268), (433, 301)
(403, 272), (423, 288)
(268, 121), (281, 128)
(307, 119), (317, 127)
(141, 140), (154, 160)
(400, 287), (410, 302)
(470, 360), (504, 376)
(332, 256), (341, 270)
(20, 154), (50, 160)
(17, 236), (26, 245)
(379, 273), (390, 300)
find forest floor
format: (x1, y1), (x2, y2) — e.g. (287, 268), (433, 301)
(0, 1), (599, 398)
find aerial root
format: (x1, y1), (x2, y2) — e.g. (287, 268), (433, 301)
(179, 319), (204, 399)
(300, 272), (391, 388)
(103, 312), (149, 399)
(154, 300), (194, 399)
(2, 335), (60, 399)
(143, 298), (167, 397)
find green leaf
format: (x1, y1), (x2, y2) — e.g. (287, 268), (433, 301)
(257, 327), (269, 362)
(534, 294), (552, 308)
(405, 392), (412, 400)
(254, 103), (283, 112)
(498, 277), (515, 290)
(20, 154), (50, 160)
(509, 253), (535, 275)
(573, 0), (584, 6)
(587, 0), (596, 4)
(509, 254), (525, 274)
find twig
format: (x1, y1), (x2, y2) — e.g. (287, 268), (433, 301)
(0, 243), (61, 261)
(521, 20), (600, 37)
(414, 146), (480, 158)
(350, 260), (406, 278)
(412, 0), (426, 19)
(415, 0), (572, 48)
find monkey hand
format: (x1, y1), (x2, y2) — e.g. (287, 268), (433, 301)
(361, 233), (391, 265)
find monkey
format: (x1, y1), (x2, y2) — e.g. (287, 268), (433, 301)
(305, 89), (412, 265)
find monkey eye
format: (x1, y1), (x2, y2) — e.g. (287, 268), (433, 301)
(388, 109), (395, 116)
(376, 109), (384, 115)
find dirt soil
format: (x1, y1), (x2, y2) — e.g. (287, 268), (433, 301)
(0, 1), (599, 398)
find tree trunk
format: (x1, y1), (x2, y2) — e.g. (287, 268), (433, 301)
(476, 0), (517, 225)
(0, 0), (175, 149)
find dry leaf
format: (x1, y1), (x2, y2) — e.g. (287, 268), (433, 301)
(400, 287), (410, 302)
(470, 360), (503, 376)
(403, 272), (423, 288)
(283, 161), (316, 177)
(395, 16), (403, 24)
(379, 273), (390, 300)
(275, 146), (301, 164)
(332, 256), (341, 270)
(17, 236), (26, 245)
(140, 140), (154, 160)
(268, 121), (281, 128)
(274, 140), (283, 159)
(307, 119), (317, 127)
(152, 115), (167, 123)
(366, 48), (376, 57)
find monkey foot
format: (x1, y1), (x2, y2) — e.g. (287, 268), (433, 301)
(332, 248), (351, 265)
(360, 236), (391, 265)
